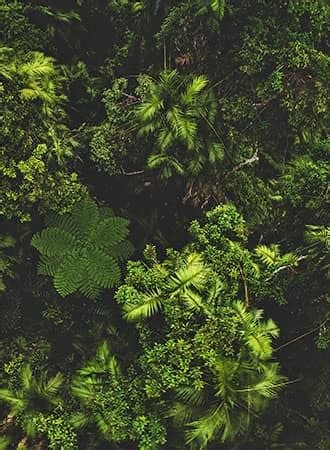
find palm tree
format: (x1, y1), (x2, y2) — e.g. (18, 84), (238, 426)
(121, 252), (286, 448)
(170, 359), (286, 449)
(136, 70), (223, 178)
(0, 365), (63, 437)
(71, 342), (123, 441)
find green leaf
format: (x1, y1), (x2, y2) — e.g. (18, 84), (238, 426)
(31, 228), (77, 257)
(181, 75), (208, 105)
(71, 197), (99, 237)
(86, 248), (121, 289)
(91, 217), (130, 248)
(54, 252), (84, 297)
(124, 290), (164, 321)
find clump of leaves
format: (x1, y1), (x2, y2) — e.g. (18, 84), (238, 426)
(31, 197), (133, 298)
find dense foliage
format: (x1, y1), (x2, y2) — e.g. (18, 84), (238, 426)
(0, 0), (329, 449)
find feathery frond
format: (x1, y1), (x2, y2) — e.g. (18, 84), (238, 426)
(124, 290), (164, 321)
(32, 197), (133, 298)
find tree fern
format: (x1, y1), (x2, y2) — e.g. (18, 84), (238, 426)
(32, 197), (133, 298)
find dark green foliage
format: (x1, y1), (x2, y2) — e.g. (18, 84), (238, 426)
(116, 206), (289, 448)
(0, 235), (15, 291)
(0, 47), (85, 221)
(71, 341), (167, 449)
(32, 197), (133, 298)
(136, 69), (223, 178)
(0, 0), (329, 449)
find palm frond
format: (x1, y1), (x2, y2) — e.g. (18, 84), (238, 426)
(181, 75), (208, 105)
(255, 244), (280, 267)
(124, 290), (164, 321)
(169, 253), (209, 295)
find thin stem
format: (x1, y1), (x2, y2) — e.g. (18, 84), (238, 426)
(274, 318), (329, 352)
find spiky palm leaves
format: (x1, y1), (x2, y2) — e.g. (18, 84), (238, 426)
(136, 70), (223, 178)
(32, 197), (133, 298)
(71, 342), (124, 441)
(120, 252), (285, 448)
(171, 360), (285, 449)
(123, 253), (210, 321)
(0, 365), (63, 437)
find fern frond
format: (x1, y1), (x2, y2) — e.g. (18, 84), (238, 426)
(169, 402), (197, 426)
(109, 239), (134, 262)
(157, 128), (175, 151)
(47, 213), (79, 236)
(182, 290), (205, 312)
(255, 244), (280, 267)
(70, 411), (90, 429)
(136, 93), (163, 125)
(91, 217), (129, 248)
(208, 142), (224, 163)
(124, 290), (164, 321)
(21, 365), (33, 389)
(181, 75), (208, 105)
(210, 0), (226, 19)
(169, 253), (209, 295)
(186, 402), (231, 447)
(0, 235), (15, 249)
(37, 254), (62, 276)
(86, 248), (121, 289)
(176, 385), (207, 406)
(18, 53), (56, 79)
(99, 206), (114, 220)
(53, 252), (84, 297)
(31, 228), (76, 257)
(0, 388), (23, 407)
(148, 154), (185, 178)
(71, 197), (99, 237)
(45, 373), (63, 397)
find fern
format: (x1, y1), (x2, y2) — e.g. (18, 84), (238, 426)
(32, 197), (133, 298)
(255, 244), (280, 267)
(124, 290), (164, 321)
(169, 253), (210, 295)
(195, 0), (226, 21)
(148, 154), (185, 178)
(233, 301), (279, 360)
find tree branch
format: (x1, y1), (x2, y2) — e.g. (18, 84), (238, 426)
(226, 150), (259, 176)
(265, 255), (308, 281)
(120, 168), (145, 176)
